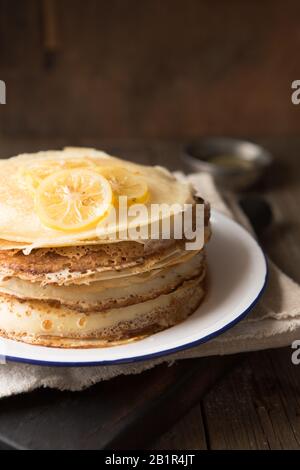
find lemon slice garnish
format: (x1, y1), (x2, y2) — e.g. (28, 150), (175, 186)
(23, 158), (97, 189)
(35, 169), (112, 232)
(97, 167), (149, 205)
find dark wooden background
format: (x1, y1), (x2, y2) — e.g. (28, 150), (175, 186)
(1, 0), (300, 141)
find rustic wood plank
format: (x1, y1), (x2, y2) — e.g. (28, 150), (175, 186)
(248, 350), (300, 449)
(203, 349), (300, 450)
(153, 405), (207, 450)
(203, 356), (270, 450)
(269, 348), (300, 447)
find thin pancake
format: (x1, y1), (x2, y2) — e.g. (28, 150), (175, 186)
(0, 252), (205, 312)
(0, 238), (205, 285)
(0, 239), (175, 276)
(0, 148), (195, 247)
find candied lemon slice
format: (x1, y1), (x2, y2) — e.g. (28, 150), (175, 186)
(23, 158), (97, 189)
(35, 169), (112, 232)
(97, 167), (149, 205)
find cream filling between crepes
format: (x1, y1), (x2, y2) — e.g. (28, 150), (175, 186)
(0, 275), (205, 338)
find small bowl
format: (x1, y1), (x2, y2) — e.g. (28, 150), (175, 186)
(182, 137), (273, 190)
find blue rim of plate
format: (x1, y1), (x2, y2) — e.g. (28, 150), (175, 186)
(2, 218), (268, 367)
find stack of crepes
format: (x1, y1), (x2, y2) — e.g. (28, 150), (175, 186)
(0, 148), (210, 348)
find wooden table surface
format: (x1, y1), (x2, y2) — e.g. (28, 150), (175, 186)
(0, 137), (299, 450)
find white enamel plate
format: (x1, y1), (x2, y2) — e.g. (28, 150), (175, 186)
(0, 210), (267, 366)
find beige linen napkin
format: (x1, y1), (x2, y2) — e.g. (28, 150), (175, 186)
(0, 174), (299, 398)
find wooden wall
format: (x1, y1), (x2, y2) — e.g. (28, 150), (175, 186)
(0, 0), (300, 140)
